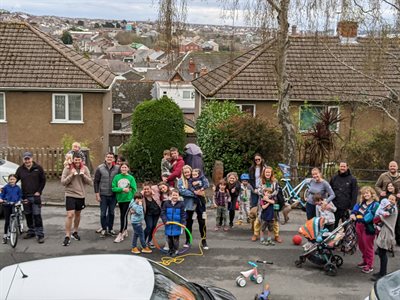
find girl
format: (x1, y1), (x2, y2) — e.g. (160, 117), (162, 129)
(372, 194), (398, 281)
(112, 162), (137, 243)
(259, 166), (282, 243)
(0, 174), (22, 244)
(178, 165), (208, 250)
(305, 168), (335, 220)
(226, 172), (241, 228)
(350, 186), (380, 274)
(380, 182), (396, 201)
(259, 188), (275, 246)
(142, 182), (162, 248)
(249, 153), (265, 208)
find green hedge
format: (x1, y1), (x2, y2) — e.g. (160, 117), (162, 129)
(123, 96), (185, 181)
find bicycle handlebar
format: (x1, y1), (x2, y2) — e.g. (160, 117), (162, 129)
(248, 261), (258, 267)
(256, 260), (273, 265)
(0, 201), (22, 206)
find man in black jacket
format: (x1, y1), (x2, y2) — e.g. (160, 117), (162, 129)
(15, 152), (46, 243)
(329, 162), (358, 228)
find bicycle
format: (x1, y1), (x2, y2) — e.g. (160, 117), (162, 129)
(4, 201), (25, 248)
(278, 163), (310, 210)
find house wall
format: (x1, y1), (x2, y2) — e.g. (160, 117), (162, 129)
(2, 91), (110, 167)
(156, 82), (195, 110)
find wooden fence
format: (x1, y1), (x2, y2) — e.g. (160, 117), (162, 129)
(0, 147), (64, 179)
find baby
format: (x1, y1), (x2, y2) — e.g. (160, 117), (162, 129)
(314, 193), (336, 232)
(374, 195), (396, 232)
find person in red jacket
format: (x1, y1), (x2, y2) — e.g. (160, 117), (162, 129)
(165, 147), (184, 187)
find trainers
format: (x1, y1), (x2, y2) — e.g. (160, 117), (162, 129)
(370, 273), (383, 281)
(251, 235), (259, 241)
(108, 230), (117, 236)
(357, 262), (367, 269)
(2, 237), (7, 244)
(163, 244), (170, 251)
(274, 236), (283, 243)
(223, 226), (229, 232)
(362, 266), (374, 274)
(72, 232), (81, 241)
(214, 226), (220, 231)
(62, 236), (71, 246)
(183, 243), (190, 248)
(131, 247), (140, 254)
(100, 230), (106, 238)
(268, 239), (275, 246)
(114, 233), (123, 243)
(148, 242), (155, 249)
(142, 247), (152, 254)
(123, 230), (128, 238)
(261, 240), (268, 246)
(95, 227), (103, 233)
(229, 223), (234, 228)
(202, 240), (209, 250)
(23, 233), (35, 239)
(37, 236), (45, 244)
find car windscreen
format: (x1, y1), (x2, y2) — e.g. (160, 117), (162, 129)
(149, 261), (206, 300)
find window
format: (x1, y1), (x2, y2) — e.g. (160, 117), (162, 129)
(182, 91), (193, 100)
(236, 104), (256, 117)
(0, 93), (5, 122)
(299, 105), (339, 132)
(52, 94), (83, 123)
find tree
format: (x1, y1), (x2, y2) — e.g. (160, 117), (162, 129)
(122, 97), (185, 181)
(94, 22), (100, 28)
(61, 31), (73, 44)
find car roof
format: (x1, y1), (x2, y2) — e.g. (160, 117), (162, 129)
(0, 254), (155, 300)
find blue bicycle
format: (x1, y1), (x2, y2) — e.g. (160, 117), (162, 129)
(278, 163), (310, 210)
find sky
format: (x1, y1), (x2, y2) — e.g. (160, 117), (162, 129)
(0, 0), (240, 26)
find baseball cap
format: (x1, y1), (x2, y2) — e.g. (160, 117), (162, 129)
(23, 151), (33, 159)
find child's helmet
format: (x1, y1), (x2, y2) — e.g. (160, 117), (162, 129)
(240, 173), (250, 181)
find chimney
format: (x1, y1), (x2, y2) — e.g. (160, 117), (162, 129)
(188, 58), (195, 74)
(337, 21), (358, 39)
(291, 25), (297, 36)
(199, 66), (208, 77)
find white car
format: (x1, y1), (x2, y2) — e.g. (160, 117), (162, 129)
(0, 254), (236, 300)
(0, 159), (19, 217)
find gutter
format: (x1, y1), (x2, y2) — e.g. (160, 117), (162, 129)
(0, 85), (115, 93)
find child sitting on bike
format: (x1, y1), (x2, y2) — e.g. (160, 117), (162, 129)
(0, 174), (22, 244)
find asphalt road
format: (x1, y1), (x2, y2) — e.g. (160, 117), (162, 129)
(1, 206), (399, 300)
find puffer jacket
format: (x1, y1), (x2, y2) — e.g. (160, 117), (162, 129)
(94, 163), (119, 196)
(161, 200), (186, 236)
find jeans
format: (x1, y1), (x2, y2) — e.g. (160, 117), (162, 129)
(216, 206), (227, 227)
(144, 214), (160, 244)
(23, 196), (44, 237)
(306, 202), (316, 220)
(100, 195), (116, 231)
(132, 223), (146, 248)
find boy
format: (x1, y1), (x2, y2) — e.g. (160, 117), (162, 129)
(161, 150), (174, 180)
(213, 179), (231, 231)
(161, 189), (186, 257)
(129, 193), (152, 254)
(238, 173), (253, 225)
(314, 193), (336, 232)
(259, 188), (275, 246)
(188, 168), (209, 213)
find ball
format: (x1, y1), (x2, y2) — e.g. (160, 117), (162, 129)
(292, 235), (302, 245)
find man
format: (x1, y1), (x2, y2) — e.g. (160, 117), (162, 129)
(375, 160), (400, 245)
(94, 152), (119, 237)
(165, 147), (184, 187)
(61, 152), (93, 246)
(15, 152), (46, 243)
(330, 162), (358, 228)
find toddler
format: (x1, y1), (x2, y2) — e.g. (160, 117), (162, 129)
(129, 193), (152, 254)
(161, 150), (175, 179)
(259, 189), (275, 246)
(314, 193), (336, 232)
(64, 141), (86, 169)
(188, 168), (209, 212)
(213, 179), (230, 231)
(161, 189), (186, 257)
(0, 174), (22, 244)
(237, 173), (253, 224)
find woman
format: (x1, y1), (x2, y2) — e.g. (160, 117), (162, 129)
(258, 166), (282, 243)
(249, 153), (265, 208)
(305, 168), (335, 220)
(178, 165), (208, 250)
(112, 162), (137, 243)
(142, 182), (162, 248)
(227, 172), (241, 228)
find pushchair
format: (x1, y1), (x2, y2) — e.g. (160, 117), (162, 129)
(295, 217), (357, 276)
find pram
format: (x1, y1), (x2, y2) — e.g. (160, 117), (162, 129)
(295, 217), (356, 276)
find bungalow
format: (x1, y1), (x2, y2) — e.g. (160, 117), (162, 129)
(0, 21), (116, 166)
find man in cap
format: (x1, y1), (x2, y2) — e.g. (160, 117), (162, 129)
(15, 151), (46, 243)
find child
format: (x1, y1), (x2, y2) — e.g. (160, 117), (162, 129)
(374, 196), (396, 232)
(161, 189), (186, 257)
(188, 168), (209, 213)
(66, 142), (86, 165)
(161, 150), (175, 180)
(213, 179), (230, 231)
(314, 193), (337, 232)
(226, 172), (241, 228)
(350, 186), (380, 274)
(259, 188), (275, 246)
(237, 173), (253, 225)
(372, 194), (398, 281)
(129, 193), (152, 254)
(0, 174), (22, 244)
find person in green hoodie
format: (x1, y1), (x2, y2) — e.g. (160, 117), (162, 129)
(112, 162), (137, 243)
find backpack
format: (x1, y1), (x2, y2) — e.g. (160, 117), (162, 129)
(341, 222), (358, 255)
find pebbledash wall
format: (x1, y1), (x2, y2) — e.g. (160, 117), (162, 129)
(0, 91), (112, 167)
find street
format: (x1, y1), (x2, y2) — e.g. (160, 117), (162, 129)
(1, 206), (399, 300)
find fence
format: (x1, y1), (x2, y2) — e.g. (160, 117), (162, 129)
(0, 147), (64, 179)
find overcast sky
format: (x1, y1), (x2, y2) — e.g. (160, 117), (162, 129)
(0, 0), (240, 25)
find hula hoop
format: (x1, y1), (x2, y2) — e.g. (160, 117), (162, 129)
(152, 221), (192, 255)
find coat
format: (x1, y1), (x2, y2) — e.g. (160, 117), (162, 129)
(376, 207), (398, 250)
(161, 200), (186, 236)
(375, 171), (400, 195)
(330, 169), (358, 210)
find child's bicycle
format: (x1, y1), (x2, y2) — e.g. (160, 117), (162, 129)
(4, 201), (25, 248)
(235, 260), (273, 288)
(278, 163), (310, 210)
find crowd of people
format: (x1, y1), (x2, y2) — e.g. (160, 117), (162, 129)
(0, 145), (399, 280)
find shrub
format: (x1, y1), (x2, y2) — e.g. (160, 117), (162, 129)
(122, 97), (185, 181)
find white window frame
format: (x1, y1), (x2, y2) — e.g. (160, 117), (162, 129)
(236, 104), (256, 117)
(0, 92), (6, 122)
(182, 90), (194, 100)
(298, 105), (340, 133)
(52, 94), (83, 124)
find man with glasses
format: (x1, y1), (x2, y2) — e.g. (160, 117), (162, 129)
(15, 152), (46, 243)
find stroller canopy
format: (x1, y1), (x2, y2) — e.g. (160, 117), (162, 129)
(299, 217), (325, 241)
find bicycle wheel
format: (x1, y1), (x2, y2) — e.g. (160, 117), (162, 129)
(9, 217), (18, 248)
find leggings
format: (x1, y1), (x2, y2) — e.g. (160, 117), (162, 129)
(144, 214), (160, 244)
(3, 205), (14, 235)
(118, 202), (130, 232)
(185, 210), (206, 245)
(377, 247), (388, 276)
